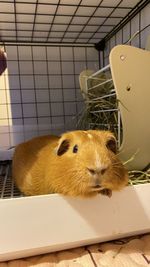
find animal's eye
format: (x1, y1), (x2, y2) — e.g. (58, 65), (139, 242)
(106, 138), (117, 154)
(73, 144), (78, 153)
(87, 168), (96, 175)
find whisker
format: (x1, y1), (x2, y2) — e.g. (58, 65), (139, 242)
(111, 162), (123, 167)
(111, 170), (123, 178)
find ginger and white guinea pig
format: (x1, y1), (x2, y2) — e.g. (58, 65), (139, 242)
(12, 130), (128, 197)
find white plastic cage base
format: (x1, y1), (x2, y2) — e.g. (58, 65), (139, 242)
(0, 161), (150, 261)
(1, 184), (150, 262)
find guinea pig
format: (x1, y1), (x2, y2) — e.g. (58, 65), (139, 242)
(12, 130), (128, 197)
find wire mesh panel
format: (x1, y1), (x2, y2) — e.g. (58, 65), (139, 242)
(101, 2), (150, 66)
(0, 1), (149, 191)
(0, 0), (142, 44)
(0, 45), (99, 149)
(0, 161), (22, 199)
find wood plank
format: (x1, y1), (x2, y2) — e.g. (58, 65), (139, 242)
(87, 237), (150, 267)
(1, 235), (150, 267)
(56, 247), (96, 267)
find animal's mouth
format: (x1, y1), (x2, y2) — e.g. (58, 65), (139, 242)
(90, 185), (104, 192)
(100, 188), (112, 198)
(92, 185), (102, 189)
(90, 185), (112, 197)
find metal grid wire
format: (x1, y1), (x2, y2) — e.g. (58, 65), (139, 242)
(0, 0), (146, 44)
(101, 3), (150, 67)
(78, 64), (122, 146)
(0, 44), (100, 150)
(0, 161), (22, 199)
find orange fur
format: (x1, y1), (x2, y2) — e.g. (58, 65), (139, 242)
(12, 130), (128, 197)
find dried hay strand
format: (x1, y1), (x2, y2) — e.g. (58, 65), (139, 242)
(128, 169), (150, 185)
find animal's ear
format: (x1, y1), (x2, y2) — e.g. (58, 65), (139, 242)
(106, 136), (117, 154)
(57, 139), (70, 156)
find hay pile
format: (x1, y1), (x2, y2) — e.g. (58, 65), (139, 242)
(78, 69), (122, 138)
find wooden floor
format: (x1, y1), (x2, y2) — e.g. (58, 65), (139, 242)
(1, 234), (150, 267)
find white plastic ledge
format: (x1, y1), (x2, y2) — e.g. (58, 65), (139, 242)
(0, 183), (150, 261)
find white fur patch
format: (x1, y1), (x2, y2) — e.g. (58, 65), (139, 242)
(87, 133), (93, 139)
(95, 150), (101, 169)
(95, 151), (108, 172)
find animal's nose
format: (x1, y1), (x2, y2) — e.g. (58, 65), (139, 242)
(87, 167), (108, 176)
